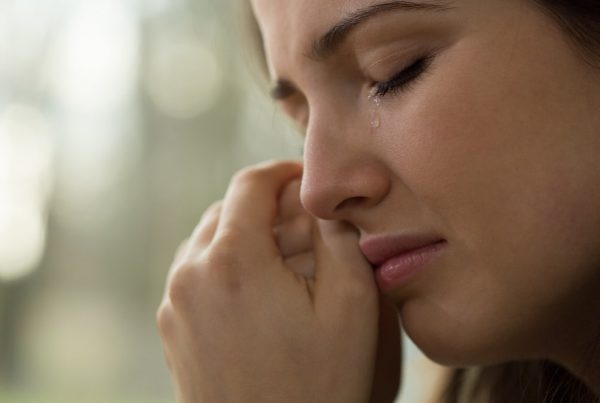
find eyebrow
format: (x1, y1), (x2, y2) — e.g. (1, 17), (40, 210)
(270, 0), (454, 100)
(311, 0), (453, 60)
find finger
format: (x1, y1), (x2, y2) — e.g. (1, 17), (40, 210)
(283, 251), (315, 279)
(190, 201), (222, 249)
(174, 239), (190, 264)
(277, 179), (304, 223)
(215, 160), (303, 247)
(273, 214), (313, 257)
(312, 220), (378, 319)
(313, 219), (375, 286)
(165, 202), (221, 288)
(163, 238), (192, 296)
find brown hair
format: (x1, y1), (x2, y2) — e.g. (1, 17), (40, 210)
(534, 0), (600, 66)
(240, 0), (600, 401)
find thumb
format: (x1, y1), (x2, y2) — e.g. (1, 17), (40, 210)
(311, 219), (378, 322)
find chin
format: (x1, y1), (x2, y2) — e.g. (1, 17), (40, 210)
(400, 299), (521, 368)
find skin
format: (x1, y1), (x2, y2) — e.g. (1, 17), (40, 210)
(158, 0), (600, 400)
(273, 179), (402, 402)
(158, 162), (395, 403)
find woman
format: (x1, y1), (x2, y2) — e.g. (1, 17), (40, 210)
(157, 0), (600, 401)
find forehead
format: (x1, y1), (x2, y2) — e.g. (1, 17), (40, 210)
(251, 0), (361, 32)
(250, 0), (459, 79)
(250, 0), (364, 76)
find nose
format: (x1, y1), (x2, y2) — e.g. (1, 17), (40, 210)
(299, 108), (391, 221)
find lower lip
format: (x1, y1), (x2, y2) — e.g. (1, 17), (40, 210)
(374, 241), (447, 291)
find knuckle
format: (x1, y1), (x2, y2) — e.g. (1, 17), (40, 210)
(201, 200), (222, 219)
(167, 262), (201, 308)
(166, 239), (248, 309)
(200, 250), (244, 295)
(174, 238), (191, 260)
(213, 225), (243, 246)
(231, 166), (262, 185)
(156, 300), (176, 338)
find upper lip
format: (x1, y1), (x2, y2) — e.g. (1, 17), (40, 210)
(359, 233), (446, 266)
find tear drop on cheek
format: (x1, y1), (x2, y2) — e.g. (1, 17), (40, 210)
(368, 89), (382, 130)
(370, 112), (381, 128)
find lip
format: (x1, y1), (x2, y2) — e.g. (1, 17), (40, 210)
(359, 233), (446, 266)
(360, 233), (447, 291)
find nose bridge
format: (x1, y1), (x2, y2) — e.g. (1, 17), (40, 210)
(300, 99), (390, 220)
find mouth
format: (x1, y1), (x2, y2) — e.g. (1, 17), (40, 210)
(359, 233), (447, 268)
(360, 233), (447, 291)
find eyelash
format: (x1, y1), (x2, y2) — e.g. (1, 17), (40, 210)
(371, 53), (436, 98)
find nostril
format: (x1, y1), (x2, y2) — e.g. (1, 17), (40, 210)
(335, 196), (368, 211)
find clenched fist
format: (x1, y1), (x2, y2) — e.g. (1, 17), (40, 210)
(157, 160), (401, 403)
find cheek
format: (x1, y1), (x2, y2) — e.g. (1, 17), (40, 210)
(381, 35), (600, 362)
(383, 30), (600, 271)
(413, 39), (600, 282)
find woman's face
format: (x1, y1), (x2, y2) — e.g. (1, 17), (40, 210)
(251, 0), (600, 366)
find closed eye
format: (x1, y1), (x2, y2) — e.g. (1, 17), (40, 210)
(371, 53), (436, 98)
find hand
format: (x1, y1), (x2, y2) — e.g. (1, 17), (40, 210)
(273, 178), (315, 278)
(274, 179), (403, 403)
(157, 160), (395, 403)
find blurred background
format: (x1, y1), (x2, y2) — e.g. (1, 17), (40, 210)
(0, 0), (443, 402)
